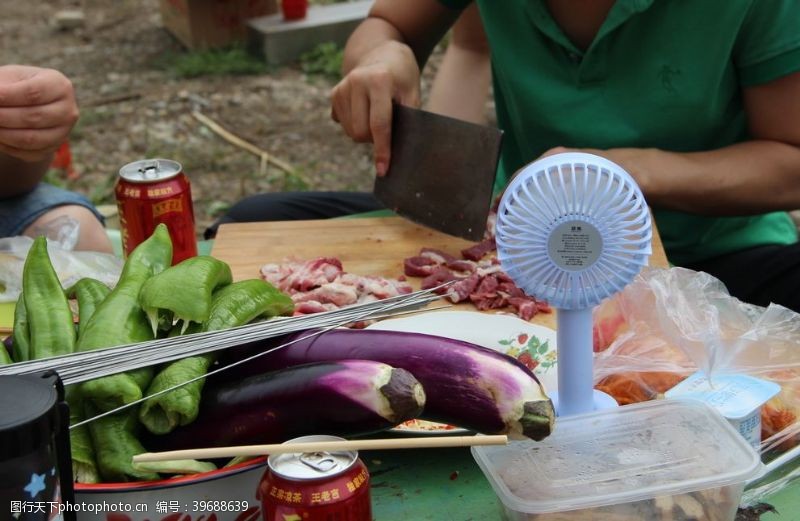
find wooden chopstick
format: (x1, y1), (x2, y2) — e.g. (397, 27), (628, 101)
(133, 435), (508, 463)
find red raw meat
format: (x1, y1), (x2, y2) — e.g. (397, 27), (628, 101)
(445, 274), (481, 303)
(461, 237), (496, 261)
(475, 274), (499, 295)
(420, 266), (461, 290)
(471, 292), (508, 310)
(420, 247), (457, 264)
(404, 255), (438, 277)
(402, 237), (550, 320)
(445, 259), (477, 273)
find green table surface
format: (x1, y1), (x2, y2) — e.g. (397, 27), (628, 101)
(762, 482), (800, 520)
(366, 447), (496, 520)
(365, 446), (800, 520)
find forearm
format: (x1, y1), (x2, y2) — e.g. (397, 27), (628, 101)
(427, 46), (491, 124)
(342, 2), (458, 73)
(342, 18), (407, 73)
(607, 141), (800, 216)
(0, 152), (51, 198)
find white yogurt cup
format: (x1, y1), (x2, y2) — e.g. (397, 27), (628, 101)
(665, 371), (781, 450)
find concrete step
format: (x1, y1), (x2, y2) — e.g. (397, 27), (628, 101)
(248, 0), (371, 66)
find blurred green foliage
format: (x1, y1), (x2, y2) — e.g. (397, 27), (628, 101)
(299, 42), (344, 80)
(159, 47), (268, 79)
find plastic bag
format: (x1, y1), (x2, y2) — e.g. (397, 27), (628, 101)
(592, 267), (800, 505)
(0, 227), (122, 303)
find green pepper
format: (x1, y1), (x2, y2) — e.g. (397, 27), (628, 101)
(66, 387), (99, 484)
(66, 278), (111, 329)
(80, 373), (150, 413)
(11, 295), (30, 362)
(78, 224), (173, 412)
(22, 236), (75, 359)
(0, 342), (11, 364)
(224, 455), (256, 468)
(16, 242), (99, 480)
(132, 458), (216, 476)
(139, 279), (294, 434)
(138, 255), (232, 335)
(86, 406), (160, 483)
(139, 355), (214, 434)
(77, 224), (173, 350)
(201, 279), (294, 331)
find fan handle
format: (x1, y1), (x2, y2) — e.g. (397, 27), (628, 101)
(554, 308), (617, 416)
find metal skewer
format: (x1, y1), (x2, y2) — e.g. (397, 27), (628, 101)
(0, 283), (451, 428)
(0, 286), (446, 383)
(67, 286), (448, 429)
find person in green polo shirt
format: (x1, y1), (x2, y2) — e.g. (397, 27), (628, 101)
(328, 0), (800, 312)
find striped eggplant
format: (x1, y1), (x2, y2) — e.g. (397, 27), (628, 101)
(218, 328), (555, 441)
(155, 359), (425, 450)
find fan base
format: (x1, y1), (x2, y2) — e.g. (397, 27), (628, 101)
(550, 389), (618, 417)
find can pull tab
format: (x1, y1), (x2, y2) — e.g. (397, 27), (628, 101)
(138, 159), (161, 179)
(299, 452), (338, 473)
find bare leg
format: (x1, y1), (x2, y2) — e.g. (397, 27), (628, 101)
(23, 205), (113, 253)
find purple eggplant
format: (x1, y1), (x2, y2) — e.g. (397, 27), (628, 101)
(154, 359), (425, 450)
(219, 329), (555, 441)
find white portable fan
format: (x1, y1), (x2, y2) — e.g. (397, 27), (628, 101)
(496, 152), (652, 416)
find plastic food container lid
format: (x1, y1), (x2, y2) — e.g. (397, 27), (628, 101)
(471, 399), (763, 514)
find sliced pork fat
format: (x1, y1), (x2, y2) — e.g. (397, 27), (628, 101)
(260, 257), (413, 316)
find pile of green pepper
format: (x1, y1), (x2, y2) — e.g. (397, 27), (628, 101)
(4, 224), (294, 483)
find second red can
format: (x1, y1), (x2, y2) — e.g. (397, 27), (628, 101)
(259, 435), (372, 521)
(115, 158), (197, 264)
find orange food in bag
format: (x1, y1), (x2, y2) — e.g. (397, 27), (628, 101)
(596, 372), (688, 406)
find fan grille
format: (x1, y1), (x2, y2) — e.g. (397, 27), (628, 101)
(496, 153), (652, 310)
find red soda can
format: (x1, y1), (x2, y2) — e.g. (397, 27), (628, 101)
(259, 435), (372, 521)
(115, 158), (197, 264)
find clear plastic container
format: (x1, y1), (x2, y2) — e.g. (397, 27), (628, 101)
(472, 399), (763, 520)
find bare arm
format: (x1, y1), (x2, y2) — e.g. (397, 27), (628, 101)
(0, 65), (79, 198)
(426, 3), (491, 124)
(558, 71), (800, 216)
(332, 0), (461, 175)
(0, 154), (52, 197)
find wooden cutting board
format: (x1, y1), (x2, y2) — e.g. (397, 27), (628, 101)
(210, 216), (669, 330)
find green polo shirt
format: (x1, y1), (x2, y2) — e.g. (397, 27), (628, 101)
(438, 0), (800, 266)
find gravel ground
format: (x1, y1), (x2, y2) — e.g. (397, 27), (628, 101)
(2, 0), (446, 237)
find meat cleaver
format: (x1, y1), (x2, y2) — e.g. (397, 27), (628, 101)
(373, 104), (503, 241)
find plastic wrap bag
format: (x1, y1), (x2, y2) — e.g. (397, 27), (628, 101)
(0, 217), (122, 302)
(592, 267), (800, 505)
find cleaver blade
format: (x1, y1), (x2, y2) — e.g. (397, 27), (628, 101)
(373, 104), (503, 242)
